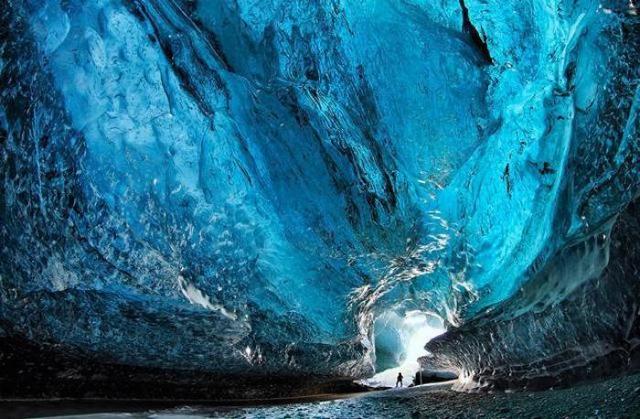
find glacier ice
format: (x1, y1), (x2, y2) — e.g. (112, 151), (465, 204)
(0, 0), (639, 392)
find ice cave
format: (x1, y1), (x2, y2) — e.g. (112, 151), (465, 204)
(0, 0), (639, 417)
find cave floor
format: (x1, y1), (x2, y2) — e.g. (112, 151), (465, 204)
(5, 373), (640, 419)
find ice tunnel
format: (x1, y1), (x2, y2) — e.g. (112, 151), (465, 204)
(0, 0), (639, 399)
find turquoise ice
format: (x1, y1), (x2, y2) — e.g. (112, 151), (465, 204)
(0, 0), (638, 382)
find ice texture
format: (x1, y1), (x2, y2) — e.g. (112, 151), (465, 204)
(0, 0), (638, 385)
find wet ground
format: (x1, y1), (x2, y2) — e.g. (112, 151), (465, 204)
(4, 373), (640, 418)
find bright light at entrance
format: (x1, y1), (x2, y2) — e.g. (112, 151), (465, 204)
(363, 311), (446, 388)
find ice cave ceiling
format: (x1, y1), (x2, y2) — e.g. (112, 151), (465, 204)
(0, 0), (639, 388)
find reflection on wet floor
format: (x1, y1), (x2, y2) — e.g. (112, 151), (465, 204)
(9, 373), (640, 419)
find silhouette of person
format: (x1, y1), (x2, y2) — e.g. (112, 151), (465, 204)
(396, 372), (403, 388)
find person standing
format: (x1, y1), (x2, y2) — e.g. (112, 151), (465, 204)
(396, 372), (403, 388)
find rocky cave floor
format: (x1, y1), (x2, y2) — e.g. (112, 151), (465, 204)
(4, 372), (640, 418)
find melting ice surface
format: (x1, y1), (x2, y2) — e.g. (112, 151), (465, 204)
(0, 0), (639, 383)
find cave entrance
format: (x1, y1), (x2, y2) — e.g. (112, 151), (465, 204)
(363, 310), (446, 387)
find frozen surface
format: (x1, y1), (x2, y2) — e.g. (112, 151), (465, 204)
(0, 0), (639, 386)
(12, 373), (640, 419)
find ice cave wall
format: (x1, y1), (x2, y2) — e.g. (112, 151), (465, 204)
(0, 0), (638, 389)
(422, 0), (640, 389)
(425, 198), (640, 390)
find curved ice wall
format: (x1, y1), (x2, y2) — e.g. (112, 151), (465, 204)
(0, 0), (638, 385)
